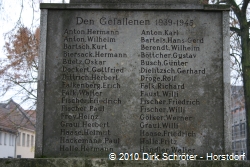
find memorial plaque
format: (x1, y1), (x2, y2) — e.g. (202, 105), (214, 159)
(37, 3), (230, 159)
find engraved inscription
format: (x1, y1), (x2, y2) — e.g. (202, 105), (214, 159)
(43, 10), (224, 157)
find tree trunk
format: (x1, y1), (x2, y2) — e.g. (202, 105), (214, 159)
(240, 19), (250, 159)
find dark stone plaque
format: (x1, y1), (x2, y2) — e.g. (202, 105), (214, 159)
(37, 3), (230, 159)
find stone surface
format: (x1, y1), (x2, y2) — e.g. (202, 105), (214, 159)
(37, 3), (230, 158)
(70, 0), (202, 4)
(0, 159), (250, 167)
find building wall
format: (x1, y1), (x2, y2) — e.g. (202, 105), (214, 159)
(231, 106), (247, 155)
(231, 86), (247, 157)
(0, 131), (16, 158)
(16, 128), (35, 158)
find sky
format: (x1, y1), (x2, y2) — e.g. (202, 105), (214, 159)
(0, 0), (69, 59)
(0, 0), (69, 109)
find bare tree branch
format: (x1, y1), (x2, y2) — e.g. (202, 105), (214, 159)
(230, 27), (241, 35)
(227, 0), (242, 22)
(242, 0), (250, 14)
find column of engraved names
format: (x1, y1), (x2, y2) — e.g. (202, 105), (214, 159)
(60, 27), (122, 152)
(139, 18), (203, 154)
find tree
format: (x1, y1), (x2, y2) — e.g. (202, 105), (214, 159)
(0, 1), (67, 109)
(210, 0), (250, 159)
(0, 26), (39, 109)
(228, 0), (250, 158)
